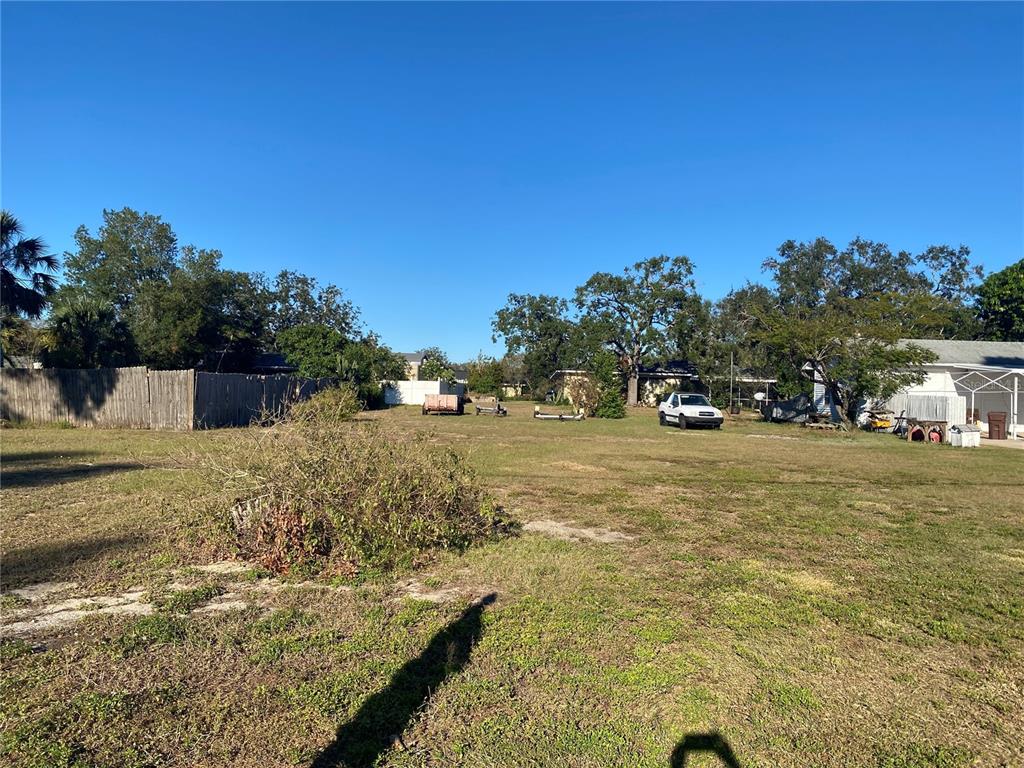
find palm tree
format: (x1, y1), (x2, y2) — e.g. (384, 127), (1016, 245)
(1, 210), (58, 320)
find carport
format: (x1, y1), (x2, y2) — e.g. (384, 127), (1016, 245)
(950, 364), (1021, 439)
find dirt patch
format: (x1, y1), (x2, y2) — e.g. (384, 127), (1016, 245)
(850, 500), (892, 513)
(393, 579), (463, 603)
(193, 560), (252, 576)
(192, 592), (249, 614)
(551, 461), (608, 474)
(991, 549), (1024, 567)
(524, 519), (635, 544)
(747, 434), (799, 442)
(785, 570), (838, 593)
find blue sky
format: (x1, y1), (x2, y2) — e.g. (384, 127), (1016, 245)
(3, 1), (1022, 361)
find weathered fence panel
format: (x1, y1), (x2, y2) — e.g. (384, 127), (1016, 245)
(2, 366), (331, 430)
(1, 368), (67, 424)
(1, 366), (150, 427)
(150, 370), (195, 430)
(193, 372), (333, 428)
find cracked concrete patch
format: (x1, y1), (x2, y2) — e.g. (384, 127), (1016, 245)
(9, 581), (79, 601)
(524, 519), (635, 544)
(1, 590), (155, 638)
(1, 559), (364, 640)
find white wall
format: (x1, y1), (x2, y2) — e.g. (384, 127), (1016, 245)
(891, 366), (1020, 436)
(383, 380), (465, 406)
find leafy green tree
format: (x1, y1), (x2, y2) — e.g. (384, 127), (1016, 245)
(574, 255), (696, 406)
(268, 270), (359, 338)
(418, 346), (456, 382)
(0, 316), (46, 363)
(756, 238), (943, 424)
(129, 248), (265, 370)
(765, 237), (982, 339)
(42, 294), (136, 368)
(276, 323), (346, 378)
(340, 335), (407, 408)
(492, 293), (579, 394)
(1, 211), (58, 324)
(62, 208), (177, 310)
(591, 350), (626, 418)
(976, 259), (1024, 341)
(467, 355), (505, 395)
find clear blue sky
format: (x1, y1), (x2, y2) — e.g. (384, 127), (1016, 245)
(3, 2), (1022, 361)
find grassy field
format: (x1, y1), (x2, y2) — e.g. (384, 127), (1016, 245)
(1, 403), (1022, 768)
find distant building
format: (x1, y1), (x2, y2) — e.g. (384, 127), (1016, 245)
(635, 360), (702, 405)
(809, 339), (1022, 438)
(396, 350), (467, 383)
(398, 351), (427, 380)
(0, 355), (42, 370)
(549, 360), (702, 407)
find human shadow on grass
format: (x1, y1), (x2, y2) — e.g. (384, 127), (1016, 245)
(0, 534), (145, 588)
(0, 449), (100, 465)
(670, 731), (742, 767)
(310, 593), (497, 768)
(0, 460), (142, 489)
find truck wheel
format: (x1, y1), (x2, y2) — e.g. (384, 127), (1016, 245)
(677, 416), (687, 430)
(659, 413), (666, 426)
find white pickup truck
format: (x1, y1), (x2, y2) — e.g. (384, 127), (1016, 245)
(658, 392), (724, 429)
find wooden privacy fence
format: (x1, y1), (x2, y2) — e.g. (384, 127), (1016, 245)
(1, 367), (333, 430)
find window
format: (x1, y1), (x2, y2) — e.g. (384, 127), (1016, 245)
(680, 394), (710, 406)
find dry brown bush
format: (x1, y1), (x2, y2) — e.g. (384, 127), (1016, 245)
(199, 388), (507, 575)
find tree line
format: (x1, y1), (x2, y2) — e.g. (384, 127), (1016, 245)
(0, 208), (406, 406)
(4, 208), (1022, 420)
(490, 240), (1024, 420)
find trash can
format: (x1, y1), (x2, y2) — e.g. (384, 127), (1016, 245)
(950, 424), (981, 448)
(988, 412), (1008, 440)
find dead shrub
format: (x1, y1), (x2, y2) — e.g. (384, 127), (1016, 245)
(201, 391), (506, 574)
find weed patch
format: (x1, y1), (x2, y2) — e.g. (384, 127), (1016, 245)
(201, 395), (511, 574)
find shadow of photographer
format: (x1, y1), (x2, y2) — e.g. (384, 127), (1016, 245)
(670, 731), (742, 767)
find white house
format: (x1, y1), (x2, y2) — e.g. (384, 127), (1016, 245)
(810, 339), (1023, 439)
(890, 339), (1021, 438)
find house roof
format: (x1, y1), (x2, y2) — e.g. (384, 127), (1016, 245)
(900, 339), (1024, 369)
(638, 359), (699, 378)
(249, 352), (298, 373)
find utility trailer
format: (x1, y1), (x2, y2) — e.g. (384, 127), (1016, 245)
(533, 405), (585, 421)
(422, 394), (464, 415)
(474, 397), (508, 416)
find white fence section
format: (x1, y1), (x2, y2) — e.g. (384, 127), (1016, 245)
(383, 380), (466, 406)
(885, 392), (967, 425)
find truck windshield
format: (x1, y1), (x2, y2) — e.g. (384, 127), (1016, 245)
(679, 395), (710, 406)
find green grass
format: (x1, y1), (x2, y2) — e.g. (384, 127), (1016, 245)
(1, 404), (1022, 767)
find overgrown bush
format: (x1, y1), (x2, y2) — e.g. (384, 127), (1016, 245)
(289, 384), (361, 423)
(592, 351), (626, 419)
(201, 389), (506, 575)
(564, 375), (599, 416)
